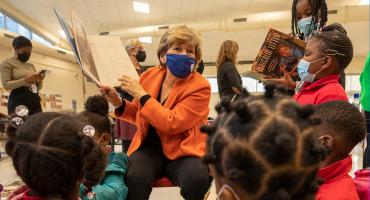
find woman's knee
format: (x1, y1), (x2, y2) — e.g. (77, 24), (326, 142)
(178, 165), (210, 200)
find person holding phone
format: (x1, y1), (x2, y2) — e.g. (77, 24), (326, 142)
(0, 36), (45, 115)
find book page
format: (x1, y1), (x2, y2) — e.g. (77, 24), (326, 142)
(87, 35), (139, 87)
(71, 10), (101, 86)
(54, 7), (80, 63)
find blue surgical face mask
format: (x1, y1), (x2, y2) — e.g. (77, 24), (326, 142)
(166, 54), (195, 78)
(297, 16), (313, 38)
(297, 57), (326, 83)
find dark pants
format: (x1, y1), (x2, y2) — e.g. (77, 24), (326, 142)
(364, 111), (370, 168)
(126, 148), (211, 200)
(7, 87), (42, 115)
(122, 140), (132, 153)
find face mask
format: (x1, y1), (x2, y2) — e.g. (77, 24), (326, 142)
(96, 134), (110, 146)
(136, 50), (146, 62)
(297, 16), (313, 38)
(17, 52), (30, 62)
(166, 54), (195, 78)
(297, 57), (326, 83)
(216, 184), (241, 200)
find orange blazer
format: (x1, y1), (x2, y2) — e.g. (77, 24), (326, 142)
(115, 66), (211, 160)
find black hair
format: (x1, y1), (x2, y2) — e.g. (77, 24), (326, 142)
(202, 84), (326, 200)
(12, 36), (32, 49)
(311, 26), (353, 71)
(5, 112), (107, 199)
(292, 0), (328, 39)
(314, 101), (366, 149)
(196, 60), (205, 74)
(77, 95), (111, 137)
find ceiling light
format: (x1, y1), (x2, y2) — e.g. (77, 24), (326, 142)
(359, 0), (369, 5)
(58, 30), (66, 38)
(139, 36), (152, 43)
(133, 1), (150, 13)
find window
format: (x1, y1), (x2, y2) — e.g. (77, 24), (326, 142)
(0, 12), (4, 29)
(6, 16), (31, 39)
(345, 75), (361, 92)
(2, 14), (54, 47)
(206, 77), (219, 93)
(32, 32), (53, 47)
(206, 77), (265, 94)
(242, 77), (257, 92)
(242, 77), (265, 93)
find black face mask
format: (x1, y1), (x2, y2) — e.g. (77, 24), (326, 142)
(17, 52), (31, 62)
(136, 50), (146, 62)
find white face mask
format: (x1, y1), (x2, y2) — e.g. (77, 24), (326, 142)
(216, 184), (241, 200)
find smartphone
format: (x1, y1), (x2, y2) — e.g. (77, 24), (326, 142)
(39, 70), (50, 76)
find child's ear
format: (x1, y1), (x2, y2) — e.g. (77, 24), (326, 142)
(318, 135), (334, 150)
(321, 56), (333, 70)
(100, 133), (111, 146)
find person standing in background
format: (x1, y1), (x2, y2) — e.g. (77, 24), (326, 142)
(216, 40), (242, 101)
(360, 53), (370, 168)
(125, 39), (147, 75)
(0, 36), (44, 115)
(115, 39), (147, 153)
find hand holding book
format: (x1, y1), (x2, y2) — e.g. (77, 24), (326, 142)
(262, 65), (296, 89)
(118, 76), (148, 100)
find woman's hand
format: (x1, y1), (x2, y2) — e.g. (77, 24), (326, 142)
(118, 76), (148, 100)
(100, 85), (122, 107)
(25, 73), (43, 83)
(262, 66), (297, 89)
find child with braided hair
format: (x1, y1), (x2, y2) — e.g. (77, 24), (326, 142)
(291, 0), (327, 42)
(5, 112), (107, 200)
(269, 0), (346, 90)
(76, 95), (128, 200)
(293, 27), (352, 105)
(202, 84), (326, 200)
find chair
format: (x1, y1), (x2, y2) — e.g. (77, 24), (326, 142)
(153, 177), (175, 187)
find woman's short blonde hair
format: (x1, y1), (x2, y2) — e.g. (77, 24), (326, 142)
(157, 25), (202, 66)
(124, 39), (143, 54)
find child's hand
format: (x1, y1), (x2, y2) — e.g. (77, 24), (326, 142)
(262, 66), (296, 89)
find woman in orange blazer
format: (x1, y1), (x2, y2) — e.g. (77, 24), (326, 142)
(102, 25), (211, 200)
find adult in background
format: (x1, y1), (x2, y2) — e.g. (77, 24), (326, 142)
(125, 39), (147, 75)
(360, 53), (370, 167)
(216, 40), (242, 101)
(0, 36), (44, 115)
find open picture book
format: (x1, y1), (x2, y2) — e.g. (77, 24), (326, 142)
(54, 8), (139, 87)
(249, 28), (306, 80)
